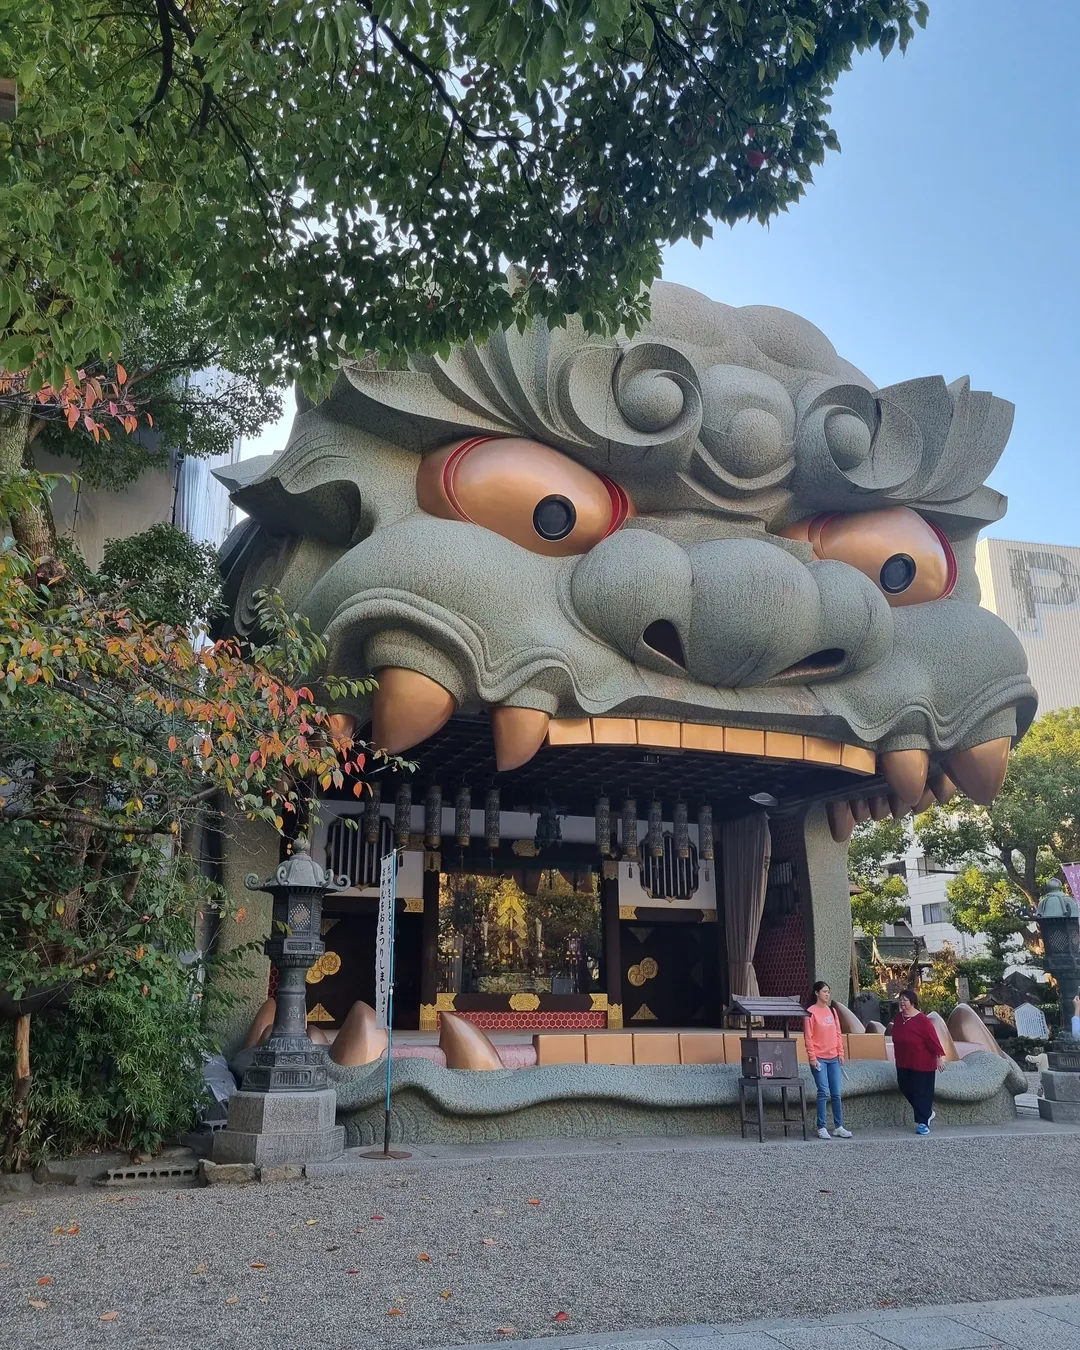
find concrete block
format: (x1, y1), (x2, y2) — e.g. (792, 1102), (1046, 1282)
(225, 1088), (337, 1134)
(0, 1171), (36, 1197)
(213, 1088), (344, 1165)
(533, 1033), (586, 1065)
(258, 1163), (305, 1184)
(200, 1159), (257, 1186)
(1041, 1070), (1080, 1101)
(213, 1125), (345, 1166)
(1038, 1096), (1080, 1122)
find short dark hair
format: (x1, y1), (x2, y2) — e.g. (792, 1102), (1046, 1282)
(811, 980), (830, 1001)
(899, 987), (920, 1009)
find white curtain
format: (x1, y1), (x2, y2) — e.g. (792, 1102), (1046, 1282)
(721, 812), (772, 999)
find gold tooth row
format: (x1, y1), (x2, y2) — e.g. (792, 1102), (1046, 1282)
(545, 717), (877, 775)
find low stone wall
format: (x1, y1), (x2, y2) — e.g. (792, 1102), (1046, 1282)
(327, 1053), (1025, 1147)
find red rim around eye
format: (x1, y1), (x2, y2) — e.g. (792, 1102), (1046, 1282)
(926, 520), (958, 598)
(440, 435), (498, 521)
(600, 474), (631, 537)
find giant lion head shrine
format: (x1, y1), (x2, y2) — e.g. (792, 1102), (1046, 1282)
(210, 281), (1034, 1148)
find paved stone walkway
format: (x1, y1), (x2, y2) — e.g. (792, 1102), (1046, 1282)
(423, 1295), (1080, 1349)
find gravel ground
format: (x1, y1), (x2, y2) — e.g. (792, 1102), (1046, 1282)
(2, 1132), (1079, 1350)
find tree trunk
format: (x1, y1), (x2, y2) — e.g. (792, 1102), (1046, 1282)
(4, 1014), (32, 1173)
(0, 406), (55, 562)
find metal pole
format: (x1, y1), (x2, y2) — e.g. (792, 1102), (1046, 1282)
(362, 848), (411, 1160)
(382, 851), (399, 1156)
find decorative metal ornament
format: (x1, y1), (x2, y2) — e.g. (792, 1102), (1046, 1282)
(698, 803), (714, 861)
(621, 798), (639, 861)
(648, 798), (664, 858)
(363, 780), (382, 844)
(455, 785), (471, 847)
(424, 784), (443, 850)
(534, 799), (563, 851)
(674, 799), (689, 859)
(394, 784), (412, 850)
(485, 787), (500, 850)
(595, 794), (611, 856)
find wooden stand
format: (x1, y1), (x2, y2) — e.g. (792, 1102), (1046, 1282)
(738, 1075), (808, 1142)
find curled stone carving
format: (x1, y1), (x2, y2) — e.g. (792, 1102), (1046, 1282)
(214, 279), (1035, 771)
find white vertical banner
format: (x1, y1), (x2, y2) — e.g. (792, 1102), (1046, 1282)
(374, 852), (396, 1031)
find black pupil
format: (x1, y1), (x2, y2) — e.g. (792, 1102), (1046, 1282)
(880, 553), (917, 594)
(533, 495), (576, 541)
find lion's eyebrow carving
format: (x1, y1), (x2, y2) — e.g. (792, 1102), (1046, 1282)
(287, 291), (1013, 533)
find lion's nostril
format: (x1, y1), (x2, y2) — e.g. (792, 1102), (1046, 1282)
(642, 620), (687, 668)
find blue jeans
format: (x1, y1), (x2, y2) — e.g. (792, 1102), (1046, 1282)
(811, 1057), (843, 1129)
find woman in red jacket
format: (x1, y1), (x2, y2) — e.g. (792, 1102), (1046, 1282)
(892, 988), (947, 1135)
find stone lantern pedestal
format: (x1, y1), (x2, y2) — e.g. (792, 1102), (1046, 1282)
(213, 840), (349, 1166)
(1034, 879), (1080, 1124)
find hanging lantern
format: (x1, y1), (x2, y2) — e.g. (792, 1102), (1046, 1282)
(394, 784), (412, 850)
(485, 787), (500, 851)
(648, 798), (664, 858)
(363, 780), (382, 844)
(595, 794), (611, 856)
(455, 785), (471, 847)
(674, 799), (689, 859)
(424, 784), (443, 850)
(698, 802), (714, 860)
(621, 798), (639, 862)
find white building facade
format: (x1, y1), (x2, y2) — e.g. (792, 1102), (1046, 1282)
(896, 534), (1080, 956)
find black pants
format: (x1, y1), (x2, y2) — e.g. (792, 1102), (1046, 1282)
(896, 1067), (936, 1125)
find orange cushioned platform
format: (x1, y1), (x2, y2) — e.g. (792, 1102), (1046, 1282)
(632, 1033), (681, 1065)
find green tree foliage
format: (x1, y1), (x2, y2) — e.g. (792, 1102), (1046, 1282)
(0, 289), (281, 560)
(2, 0), (928, 392)
(94, 523), (223, 629)
(27, 292), (283, 490)
(848, 816), (910, 937)
(913, 709), (1080, 962)
(0, 479), (389, 1166)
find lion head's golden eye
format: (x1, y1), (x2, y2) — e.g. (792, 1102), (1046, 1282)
(416, 436), (632, 556)
(780, 506), (956, 607)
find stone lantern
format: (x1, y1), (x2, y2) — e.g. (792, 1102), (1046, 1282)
(1035, 878), (1080, 1121)
(213, 838), (350, 1167)
(1035, 880), (1080, 1047)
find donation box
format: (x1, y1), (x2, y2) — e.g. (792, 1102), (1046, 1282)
(740, 1037), (799, 1080)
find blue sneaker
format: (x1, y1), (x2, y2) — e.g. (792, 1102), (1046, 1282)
(916, 1123), (930, 1136)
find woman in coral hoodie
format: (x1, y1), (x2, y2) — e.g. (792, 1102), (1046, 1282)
(892, 988), (947, 1135)
(805, 982), (852, 1140)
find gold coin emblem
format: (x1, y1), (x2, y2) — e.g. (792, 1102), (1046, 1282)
(319, 951), (342, 976)
(627, 964), (645, 987)
(305, 964), (325, 984)
(639, 957), (658, 980)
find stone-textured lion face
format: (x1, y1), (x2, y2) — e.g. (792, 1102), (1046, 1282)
(217, 281), (1035, 809)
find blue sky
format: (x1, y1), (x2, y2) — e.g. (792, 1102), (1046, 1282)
(664, 0), (1079, 545)
(247, 1), (1078, 545)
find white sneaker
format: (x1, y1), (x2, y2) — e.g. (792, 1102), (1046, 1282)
(832, 1127), (853, 1138)
(929, 1111), (936, 1124)
(817, 1126), (831, 1140)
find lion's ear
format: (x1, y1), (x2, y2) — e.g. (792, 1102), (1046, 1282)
(213, 444), (362, 548)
